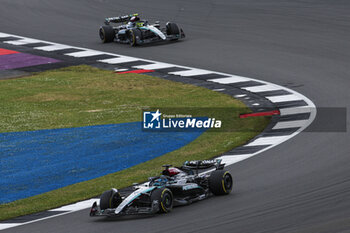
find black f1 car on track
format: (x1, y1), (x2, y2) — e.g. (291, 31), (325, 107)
(90, 159), (232, 217)
(99, 13), (185, 46)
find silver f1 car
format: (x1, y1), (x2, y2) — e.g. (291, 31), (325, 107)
(99, 13), (185, 46)
(90, 159), (233, 217)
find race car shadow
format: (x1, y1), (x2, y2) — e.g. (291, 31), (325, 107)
(92, 214), (157, 222)
(134, 39), (186, 48)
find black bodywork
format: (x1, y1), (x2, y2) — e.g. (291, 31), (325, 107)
(90, 159), (233, 217)
(98, 14), (185, 46)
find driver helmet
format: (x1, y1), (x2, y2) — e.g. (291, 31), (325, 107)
(168, 167), (181, 176)
(153, 175), (168, 186)
(130, 16), (140, 22)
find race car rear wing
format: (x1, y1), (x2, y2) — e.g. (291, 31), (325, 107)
(182, 159), (225, 172)
(104, 13), (138, 25)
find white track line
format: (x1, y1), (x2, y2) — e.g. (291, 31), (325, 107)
(219, 154), (254, 164)
(242, 84), (282, 92)
(133, 62), (176, 70)
(65, 50), (107, 58)
(279, 106), (312, 116)
(266, 94), (303, 103)
(245, 136), (291, 146)
(4, 38), (43, 45)
(208, 76), (251, 84)
(98, 56), (140, 64)
(168, 69), (213, 76)
(0, 32), (17, 38)
(0, 224), (21, 231)
(49, 198), (99, 212)
(213, 88), (225, 92)
(234, 94), (247, 98)
(273, 120), (310, 129)
(114, 68), (128, 72)
(0, 198), (99, 231)
(34, 44), (73, 51)
(0, 211), (82, 231)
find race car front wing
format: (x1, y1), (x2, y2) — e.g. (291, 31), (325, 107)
(90, 200), (160, 217)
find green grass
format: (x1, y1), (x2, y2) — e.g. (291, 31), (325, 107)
(0, 65), (270, 220)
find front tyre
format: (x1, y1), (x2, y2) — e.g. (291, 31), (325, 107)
(166, 22), (182, 40)
(99, 189), (122, 210)
(99, 26), (115, 43)
(151, 188), (173, 213)
(209, 170), (233, 195)
(127, 28), (142, 46)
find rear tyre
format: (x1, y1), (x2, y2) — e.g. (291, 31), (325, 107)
(128, 28), (142, 46)
(151, 188), (173, 213)
(209, 170), (233, 195)
(99, 26), (115, 43)
(99, 189), (122, 210)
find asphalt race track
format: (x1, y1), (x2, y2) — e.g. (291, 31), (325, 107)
(1, 0), (350, 232)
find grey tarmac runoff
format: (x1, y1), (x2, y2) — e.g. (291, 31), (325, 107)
(0, 0), (349, 232)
